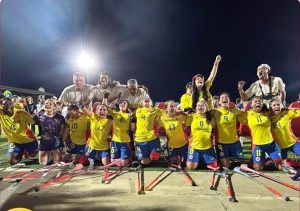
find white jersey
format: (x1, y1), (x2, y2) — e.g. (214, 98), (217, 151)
(92, 84), (126, 107)
(245, 76), (285, 105)
(120, 88), (149, 110)
(58, 84), (94, 109)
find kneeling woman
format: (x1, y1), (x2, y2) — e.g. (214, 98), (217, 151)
(186, 100), (218, 170)
(269, 99), (300, 169)
(81, 104), (112, 168)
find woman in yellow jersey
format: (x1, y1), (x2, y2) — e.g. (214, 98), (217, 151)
(186, 100), (218, 170)
(269, 99), (300, 164)
(191, 55), (221, 110)
(0, 98), (38, 165)
(62, 104), (89, 164)
(103, 93), (132, 166)
(158, 100), (188, 164)
(132, 98), (163, 165)
(81, 104), (112, 168)
(244, 96), (282, 171)
(212, 93), (244, 168)
(179, 82), (192, 111)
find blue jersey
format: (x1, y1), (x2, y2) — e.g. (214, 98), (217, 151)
(35, 113), (65, 141)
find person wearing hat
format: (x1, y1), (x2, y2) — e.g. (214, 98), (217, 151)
(238, 64), (286, 107)
(179, 82), (193, 111)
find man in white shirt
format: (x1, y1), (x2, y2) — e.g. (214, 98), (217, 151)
(119, 79), (149, 111)
(58, 72), (94, 112)
(238, 64), (286, 106)
(92, 72), (125, 108)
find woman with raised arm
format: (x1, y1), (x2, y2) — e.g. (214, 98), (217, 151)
(191, 55), (221, 110)
(186, 100), (218, 170)
(269, 99), (300, 176)
(103, 92), (132, 167)
(80, 104), (112, 169)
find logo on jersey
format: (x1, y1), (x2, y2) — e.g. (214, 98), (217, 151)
(256, 157), (261, 162)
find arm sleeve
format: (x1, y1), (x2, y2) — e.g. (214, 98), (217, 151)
(244, 82), (257, 99)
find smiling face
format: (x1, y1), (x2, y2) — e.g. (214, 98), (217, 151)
(270, 100), (282, 115)
(143, 98), (152, 108)
(44, 99), (56, 113)
(194, 76), (204, 88)
(119, 100), (129, 112)
(2, 98), (14, 116)
(219, 93), (230, 108)
(73, 75), (85, 90)
(196, 100), (208, 114)
(251, 97), (263, 112)
(99, 74), (109, 87)
(96, 104), (108, 117)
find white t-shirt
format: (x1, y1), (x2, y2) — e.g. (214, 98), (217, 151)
(120, 88), (149, 110)
(245, 76), (285, 105)
(58, 84), (94, 107)
(92, 84), (126, 107)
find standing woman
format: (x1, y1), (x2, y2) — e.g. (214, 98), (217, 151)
(269, 99), (300, 167)
(191, 55), (221, 110)
(81, 104), (112, 168)
(35, 99), (65, 165)
(158, 100), (188, 164)
(186, 100), (218, 170)
(212, 93), (245, 168)
(243, 96), (282, 171)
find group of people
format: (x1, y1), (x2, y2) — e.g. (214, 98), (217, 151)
(0, 55), (299, 178)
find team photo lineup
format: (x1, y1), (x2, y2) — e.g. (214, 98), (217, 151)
(1, 54), (299, 183)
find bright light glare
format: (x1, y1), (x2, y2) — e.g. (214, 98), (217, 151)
(77, 52), (96, 70)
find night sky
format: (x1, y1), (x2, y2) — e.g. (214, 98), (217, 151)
(1, 0), (299, 103)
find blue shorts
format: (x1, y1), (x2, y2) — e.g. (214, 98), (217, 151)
(8, 141), (38, 156)
(135, 138), (160, 160)
(84, 146), (110, 160)
(67, 143), (86, 155)
(253, 141), (282, 164)
(111, 141), (131, 160)
(169, 144), (188, 162)
(216, 141), (243, 159)
(187, 147), (217, 164)
(281, 142), (300, 159)
(39, 138), (64, 151)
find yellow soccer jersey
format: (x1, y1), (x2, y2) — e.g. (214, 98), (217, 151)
(66, 115), (89, 145)
(270, 109), (300, 149)
(180, 93), (192, 110)
(0, 110), (35, 144)
(88, 113), (111, 150)
(186, 113), (213, 150)
(213, 107), (244, 144)
(110, 110), (131, 143)
(158, 113), (188, 148)
(135, 107), (163, 142)
(246, 110), (273, 145)
(197, 81), (213, 109)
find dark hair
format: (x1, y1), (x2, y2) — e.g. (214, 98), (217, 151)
(99, 72), (115, 88)
(191, 74), (209, 109)
(67, 104), (79, 111)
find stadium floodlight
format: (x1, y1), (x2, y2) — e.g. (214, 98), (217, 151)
(76, 51), (96, 82)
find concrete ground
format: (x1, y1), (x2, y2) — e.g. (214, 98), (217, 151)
(0, 168), (299, 211)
